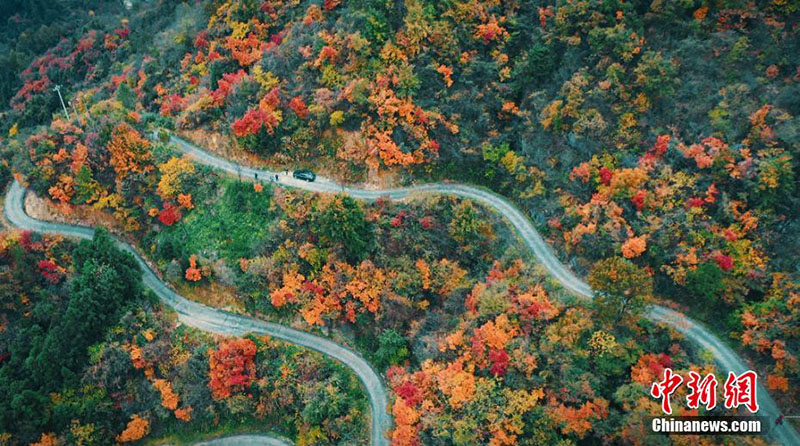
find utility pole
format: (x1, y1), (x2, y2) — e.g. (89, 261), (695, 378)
(53, 85), (70, 120)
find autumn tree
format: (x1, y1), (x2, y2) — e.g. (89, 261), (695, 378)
(185, 255), (201, 282)
(448, 201), (494, 257)
(152, 378), (179, 410)
(157, 156), (195, 198)
(548, 398), (610, 439)
(158, 203), (182, 226)
(116, 414), (150, 443)
(107, 123), (152, 180)
(30, 433), (58, 446)
(231, 88), (283, 154)
(588, 256), (652, 325)
(72, 165), (103, 204)
(208, 338), (257, 399)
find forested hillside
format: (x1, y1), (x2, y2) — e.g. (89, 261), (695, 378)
(0, 230), (367, 445)
(0, 0), (798, 445)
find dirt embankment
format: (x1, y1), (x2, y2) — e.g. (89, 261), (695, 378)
(25, 191), (124, 232)
(176, 128), (403, 189)
(177, 128), (269, 169)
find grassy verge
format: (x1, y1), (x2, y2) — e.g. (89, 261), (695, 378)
(144, 419), (288, 445)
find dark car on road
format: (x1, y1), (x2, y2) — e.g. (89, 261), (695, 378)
(293, 169), (316, 182)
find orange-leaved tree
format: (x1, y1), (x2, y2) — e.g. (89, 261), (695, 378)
(107, 123), (152, 179)
(116, 414), (150, 443)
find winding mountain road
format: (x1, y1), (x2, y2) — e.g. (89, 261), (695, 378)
(191, 434), (292, 446)
(168, 134), (800, 446)
(4, 131), (797, 445)
(3, 180), (389, 446)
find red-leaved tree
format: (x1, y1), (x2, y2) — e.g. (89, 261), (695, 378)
(208, 338), (257, 399)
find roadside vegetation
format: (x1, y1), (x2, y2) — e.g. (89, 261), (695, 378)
(0, 0), (798, 444)
(0, 229), (367, 445)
